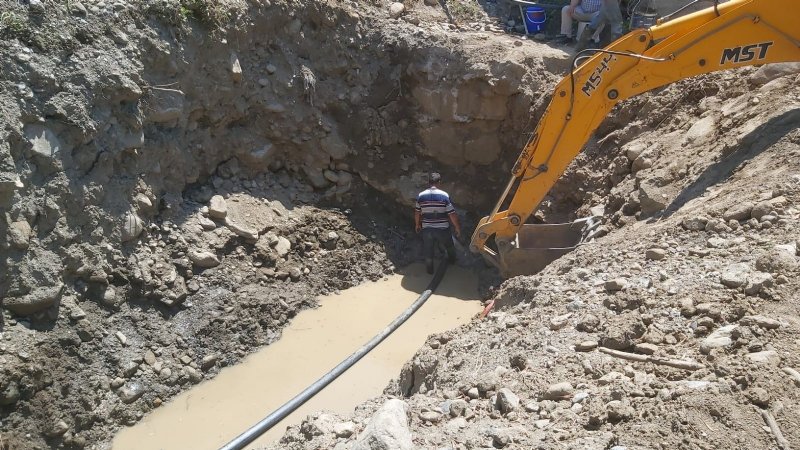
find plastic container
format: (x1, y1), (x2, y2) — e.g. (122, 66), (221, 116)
(523, 6), (546, 34)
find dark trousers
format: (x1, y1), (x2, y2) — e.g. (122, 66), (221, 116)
(422, 228), (456, 267)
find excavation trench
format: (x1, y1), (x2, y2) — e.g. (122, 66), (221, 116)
(112, 263), (481, 449)
(0, 0), (576, 447)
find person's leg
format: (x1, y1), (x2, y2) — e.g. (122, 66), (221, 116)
(589, 1), (622, 35)
(576, 11), (604, 51)
(561, 6), (595, 38)
(422, 229), (434, 274)
(571, 8), (595, 23)
(436, 229), (456, 264)
(601, 0), (624, 38)
(560, 5), (573, 37)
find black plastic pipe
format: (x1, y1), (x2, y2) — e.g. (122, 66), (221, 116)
(219, 262), (450, 450)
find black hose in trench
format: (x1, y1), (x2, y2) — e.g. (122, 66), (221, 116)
(219, 261), (450, 450)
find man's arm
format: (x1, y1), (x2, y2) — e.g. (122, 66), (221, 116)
(448, 212), (461, 238)
(568, 0), (580, 16)
(414, 210), (422, 233)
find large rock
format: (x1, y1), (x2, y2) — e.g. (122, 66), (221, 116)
(8, 220), (32, 249)
(638, 182), (667, 215)
(722, 202), (753, 221)
(604, 278), (627, 292)
(353, 399), (413, 450)
(645, 248), (666, 261)
(274, 236), (292, 258)
(740, 315), (781, 330)
(388, 2), (405, 18)
(225, 219), (259, 242)
(303, 167), (330, 189)
(720, 263), (750, 288)
(24, 124), (62, 159)
(750, 201), (773, 221)
(5, 284), (64, 315)
(755, 249), (798, 274)
(749, 62), (800, 86)
(0, 381), (20, 405)
(544, 382), (573, 400)
(683, 116), (715, 144)
(188, 250), (220, 268)
(121, 212), (144, 242)
(744, 272), (773, 295)
(208, 195), (227, 219)
(118, 382), (146, 404)
(320, 135), (350, 160)
(495, 388), (520, 414)
(147, 89), (185, 123)
(700, 325), (737, 354)
(681, 216), (708, 231)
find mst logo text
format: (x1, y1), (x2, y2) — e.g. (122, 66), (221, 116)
(582, 54), (617, 97)
(720, 41), (773, 64)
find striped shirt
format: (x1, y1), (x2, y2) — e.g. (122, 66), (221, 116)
(580, 0), (602, 14)
(415, 187), (455, 230)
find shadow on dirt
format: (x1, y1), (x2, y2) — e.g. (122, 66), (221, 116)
(398, 262), (483, 301)
(662, 107), (800, 218)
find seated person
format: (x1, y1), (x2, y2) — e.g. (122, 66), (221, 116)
(555, 0), (603, 44)
(575, 0), (624, 50)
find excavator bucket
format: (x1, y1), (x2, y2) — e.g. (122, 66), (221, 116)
(495, 217), (601, 277)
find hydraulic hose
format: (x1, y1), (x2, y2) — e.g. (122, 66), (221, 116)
(220, 261), (450, 450)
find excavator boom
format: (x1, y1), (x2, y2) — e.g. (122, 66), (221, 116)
(470, 0), (800, 277)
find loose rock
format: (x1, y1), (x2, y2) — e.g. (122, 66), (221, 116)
(720, 263), (750, 288)
(388, 2), (405, 19)
(353, 399), (413, 450)
(8, 220), (32, 249)
(189, 250), (221, 268)
(575, 340), (598, 352)
(544, 382), (573, 400)
(208, 195), (228, 219)
(645, 248), (666, 261)
(118, 383), (146, 404)
(700, 325), (737, 354)
(605, 278), (627, 292)
(121, 212), (144, 242)
(495, 388), (520, 414)
(722, 202), (753, 221)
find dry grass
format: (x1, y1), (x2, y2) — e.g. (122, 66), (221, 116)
(148, 0), (246, 30)
(445, 0), (483, 22)
(0, 10), (27, 36)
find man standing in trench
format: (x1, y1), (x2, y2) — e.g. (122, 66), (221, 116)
(415, 172), (462, 274)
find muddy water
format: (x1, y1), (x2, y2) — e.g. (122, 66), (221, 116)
(113, 264), (480, 449)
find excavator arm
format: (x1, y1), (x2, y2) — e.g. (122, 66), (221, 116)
(471, 0), (800, 277)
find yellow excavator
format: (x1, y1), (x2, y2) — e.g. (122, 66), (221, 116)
(470, 0), (800, 277)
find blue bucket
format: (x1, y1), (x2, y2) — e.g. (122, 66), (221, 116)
(523, 6), (546, 33)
